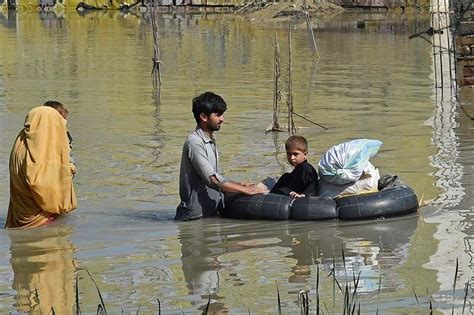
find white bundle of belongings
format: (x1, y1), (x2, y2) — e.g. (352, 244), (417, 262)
(317, 139), (383, 198)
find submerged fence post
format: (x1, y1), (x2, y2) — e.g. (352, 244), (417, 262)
(287, 25), (296, 134)
(302, 0), (319, 58)
(430, 0), (456, 99)
(150, 0), (162, 103)
(272, 33), (282, 131)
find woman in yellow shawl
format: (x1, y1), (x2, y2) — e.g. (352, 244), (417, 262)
(6, 105), (77, 228)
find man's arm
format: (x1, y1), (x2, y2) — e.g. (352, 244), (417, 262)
(210, 176), (268, 195)
(187, 142), (225, 188)
(187, 141), (268, 195)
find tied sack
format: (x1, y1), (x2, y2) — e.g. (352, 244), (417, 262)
(318, 139), (382, 185)
(317, 161), (380, 198)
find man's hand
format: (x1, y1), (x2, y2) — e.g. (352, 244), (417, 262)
(240, 181), (254, 187)
(289, 191), (305, 198)
(214, 177), (269, 195)
(247, 182), (269, 195)
(70, 162), (76, 179)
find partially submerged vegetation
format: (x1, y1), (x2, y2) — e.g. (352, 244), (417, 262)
(31, 254), (468, 314)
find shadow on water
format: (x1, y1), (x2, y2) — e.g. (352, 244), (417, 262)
(125, 209), (176, 222)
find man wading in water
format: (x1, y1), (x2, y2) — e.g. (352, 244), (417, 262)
(175, 92), (268, 221)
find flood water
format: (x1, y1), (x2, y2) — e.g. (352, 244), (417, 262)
(0, 9), (472, 314)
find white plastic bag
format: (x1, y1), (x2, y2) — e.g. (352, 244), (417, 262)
(317, 162), (380, 198)
(318, 139), (382, 185)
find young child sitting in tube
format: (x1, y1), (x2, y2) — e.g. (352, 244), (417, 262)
(270, 135), (319, 198)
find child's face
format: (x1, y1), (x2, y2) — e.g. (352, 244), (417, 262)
(286, 148), (307, 167)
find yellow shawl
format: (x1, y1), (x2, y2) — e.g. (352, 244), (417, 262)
(6, 106), (77, 228)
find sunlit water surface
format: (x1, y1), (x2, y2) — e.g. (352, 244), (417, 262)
(0, 10), (472, 314)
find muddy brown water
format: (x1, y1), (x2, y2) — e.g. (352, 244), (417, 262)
(0, 10), (472, 314)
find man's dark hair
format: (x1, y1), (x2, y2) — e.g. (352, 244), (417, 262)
(192, 92), (227, 124)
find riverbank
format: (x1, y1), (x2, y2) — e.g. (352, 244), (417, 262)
(238, 0), (345, 24)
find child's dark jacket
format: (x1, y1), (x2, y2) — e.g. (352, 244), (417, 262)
(270, 160), (319, 196)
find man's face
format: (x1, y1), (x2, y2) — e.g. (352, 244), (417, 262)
(203, 112), (225, 132)
(286, 148), (307, 167)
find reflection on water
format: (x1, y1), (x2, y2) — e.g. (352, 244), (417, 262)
(428, 4), (464, 208)
(8, 225), (76, 314)
(0, 8), (471, 313)
(420, 2), (474, 308)
(175, 216), (419, 313)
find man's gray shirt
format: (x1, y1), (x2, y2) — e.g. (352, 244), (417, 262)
(175, 127), (227, 220)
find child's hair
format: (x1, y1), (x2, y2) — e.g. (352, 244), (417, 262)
(44, 100), (68, 117)
(285, 135), (308, 152)
(192, 92), (227, 124)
